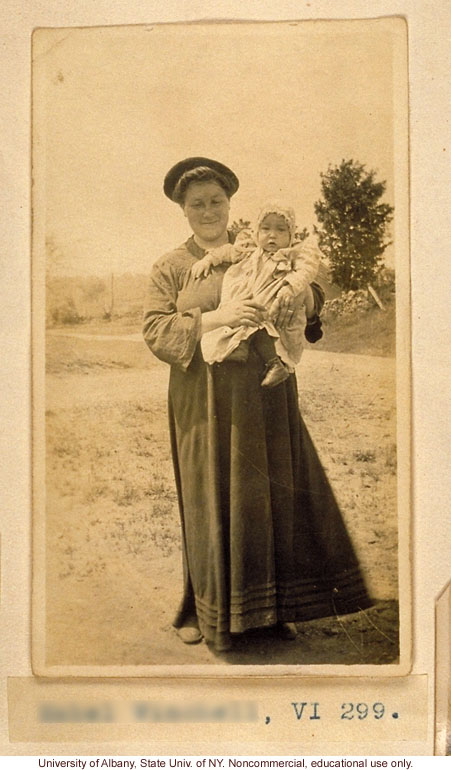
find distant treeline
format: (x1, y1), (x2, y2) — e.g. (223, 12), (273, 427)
(47, 273), (148, 326)
(47, 266), (395, 327)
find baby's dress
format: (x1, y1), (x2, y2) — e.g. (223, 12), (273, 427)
(200, 242), (320, 367)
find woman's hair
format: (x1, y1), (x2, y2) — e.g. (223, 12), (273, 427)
(172, 166), (233, 205)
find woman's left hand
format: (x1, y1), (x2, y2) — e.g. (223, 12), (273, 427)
(269, 286), (295, 329)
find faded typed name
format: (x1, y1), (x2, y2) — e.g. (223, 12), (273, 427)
(37, 700), (258, 724)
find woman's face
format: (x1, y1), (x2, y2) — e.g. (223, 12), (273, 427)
(182, 181), (230, 245)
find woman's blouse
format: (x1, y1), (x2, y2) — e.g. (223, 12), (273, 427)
(143, 236), (227, 370)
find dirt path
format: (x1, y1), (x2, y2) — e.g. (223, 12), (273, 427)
(48, 329), (145, 342)
(46, 329), (392, 407)
(47, 327), (393, 367)
(44, 335), (399, 669)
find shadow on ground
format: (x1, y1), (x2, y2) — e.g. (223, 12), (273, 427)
(206, 600), (399, 666)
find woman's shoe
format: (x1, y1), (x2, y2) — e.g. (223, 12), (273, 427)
(174, 618), (203, 644)
(275, 621), (297, 640)
(261, 358), (290, 388)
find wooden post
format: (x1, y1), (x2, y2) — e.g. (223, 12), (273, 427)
(368, 284), (385, 310)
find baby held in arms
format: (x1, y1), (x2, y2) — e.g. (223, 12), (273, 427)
(191, 203), (323, 387)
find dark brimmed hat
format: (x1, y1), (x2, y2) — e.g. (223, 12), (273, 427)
(163, 156), (239, 201)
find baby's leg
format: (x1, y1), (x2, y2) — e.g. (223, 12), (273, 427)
(252, 330), (290, 388)
(251, 329), (278, 364)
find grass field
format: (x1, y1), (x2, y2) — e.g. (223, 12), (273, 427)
(41, 319), (400, 668)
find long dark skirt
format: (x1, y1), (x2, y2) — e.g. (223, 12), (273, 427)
(169, 345), (371, 651)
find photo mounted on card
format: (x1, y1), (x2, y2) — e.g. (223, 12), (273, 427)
(31, 18), (410, 677)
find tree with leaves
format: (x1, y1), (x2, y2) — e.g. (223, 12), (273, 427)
(314, 159), (394, 291)
(294, 226), (309, 243)
(229, 218), (251, 237)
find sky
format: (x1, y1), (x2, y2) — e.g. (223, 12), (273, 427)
(34, 20), (399, 276)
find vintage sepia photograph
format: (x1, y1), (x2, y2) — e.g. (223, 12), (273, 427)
(32, 19), (410, 675)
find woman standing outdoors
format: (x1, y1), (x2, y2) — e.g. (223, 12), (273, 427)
(143, 157), (371, 653)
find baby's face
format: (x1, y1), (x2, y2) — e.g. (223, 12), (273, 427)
(257, 214), (291, 252)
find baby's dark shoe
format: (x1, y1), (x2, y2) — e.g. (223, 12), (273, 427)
(261, 357), (290, 388)
(304, 314), (323, 343)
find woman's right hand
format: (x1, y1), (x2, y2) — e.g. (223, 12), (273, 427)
(201, 299), (266, 335)
(216, 298), (266, 328)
